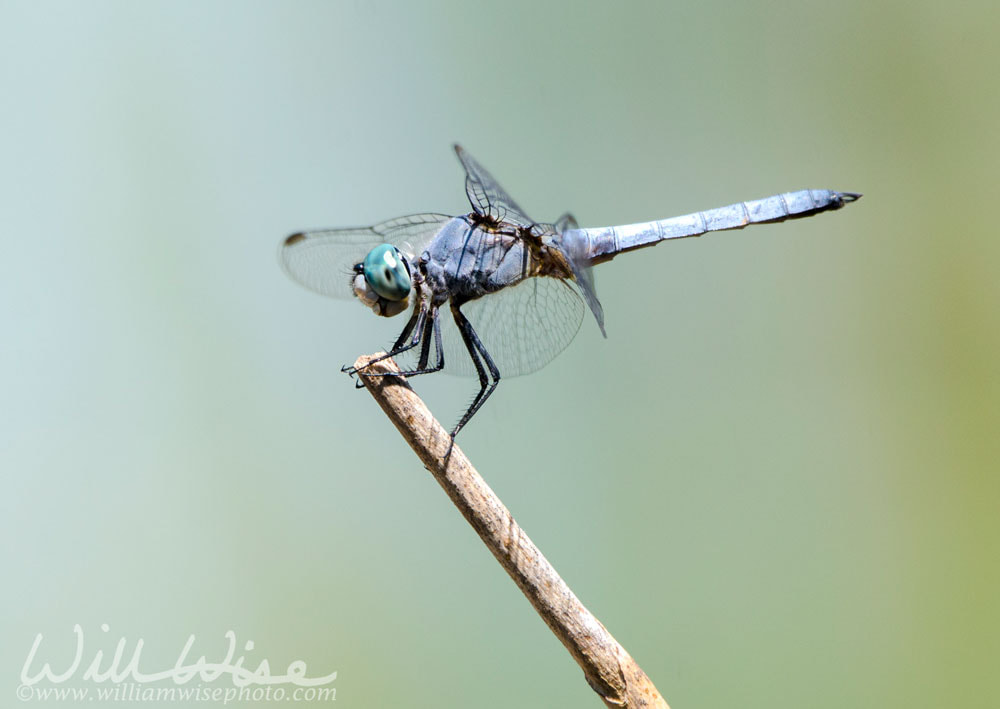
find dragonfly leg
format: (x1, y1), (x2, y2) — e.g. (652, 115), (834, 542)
(343, 304), (427, 380)
(450, 302), (501, 438)
(415, 307), (435, 369)
(391, 307), (423, 351)
(362, 306), (446, 379)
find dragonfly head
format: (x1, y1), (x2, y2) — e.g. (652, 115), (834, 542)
(352, 243), (412, 317)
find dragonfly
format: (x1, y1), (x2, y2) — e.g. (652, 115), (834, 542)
(282, 145), (860, 439)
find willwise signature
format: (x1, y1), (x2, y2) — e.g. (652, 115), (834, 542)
(20, 624), (337, 687)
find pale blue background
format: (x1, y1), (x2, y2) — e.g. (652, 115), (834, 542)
(2, 1), (997, 707)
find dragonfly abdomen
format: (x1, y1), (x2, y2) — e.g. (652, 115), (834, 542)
(575, 189), (861, 264)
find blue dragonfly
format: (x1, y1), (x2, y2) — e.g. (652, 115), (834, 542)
(282, 145), (860, 439)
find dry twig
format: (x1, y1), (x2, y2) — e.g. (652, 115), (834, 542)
(353, 353), (669, 709)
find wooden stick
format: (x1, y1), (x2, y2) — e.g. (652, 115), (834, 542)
(353, 354), (669, 708)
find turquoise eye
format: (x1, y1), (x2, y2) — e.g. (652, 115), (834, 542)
(362, 244), (411, 301)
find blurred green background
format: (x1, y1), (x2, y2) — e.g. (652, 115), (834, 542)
(2, 1), (997, 707)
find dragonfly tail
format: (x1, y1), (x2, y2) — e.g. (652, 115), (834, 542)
(574, 189), (862, 264)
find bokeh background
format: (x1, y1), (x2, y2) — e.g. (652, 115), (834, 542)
(2, 2), (997, 707)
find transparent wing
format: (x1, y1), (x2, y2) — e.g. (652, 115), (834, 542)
(554, 212), (579, 232)
(404, 275), (585, 378)
(280, 213), (451, 299)
(454, 144), (536, 228)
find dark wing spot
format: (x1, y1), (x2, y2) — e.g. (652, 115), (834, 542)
(285, 233), (307, 246)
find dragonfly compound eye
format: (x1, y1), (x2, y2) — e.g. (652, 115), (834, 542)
(363, 244), (412, 301)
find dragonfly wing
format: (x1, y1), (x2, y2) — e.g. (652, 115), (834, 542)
(454, 144), (536, 228)
(280, 213), (451, 299)
(551, 226), (606, 337)
(410, 275), (585, 378)
(554, 212), (579, 232)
